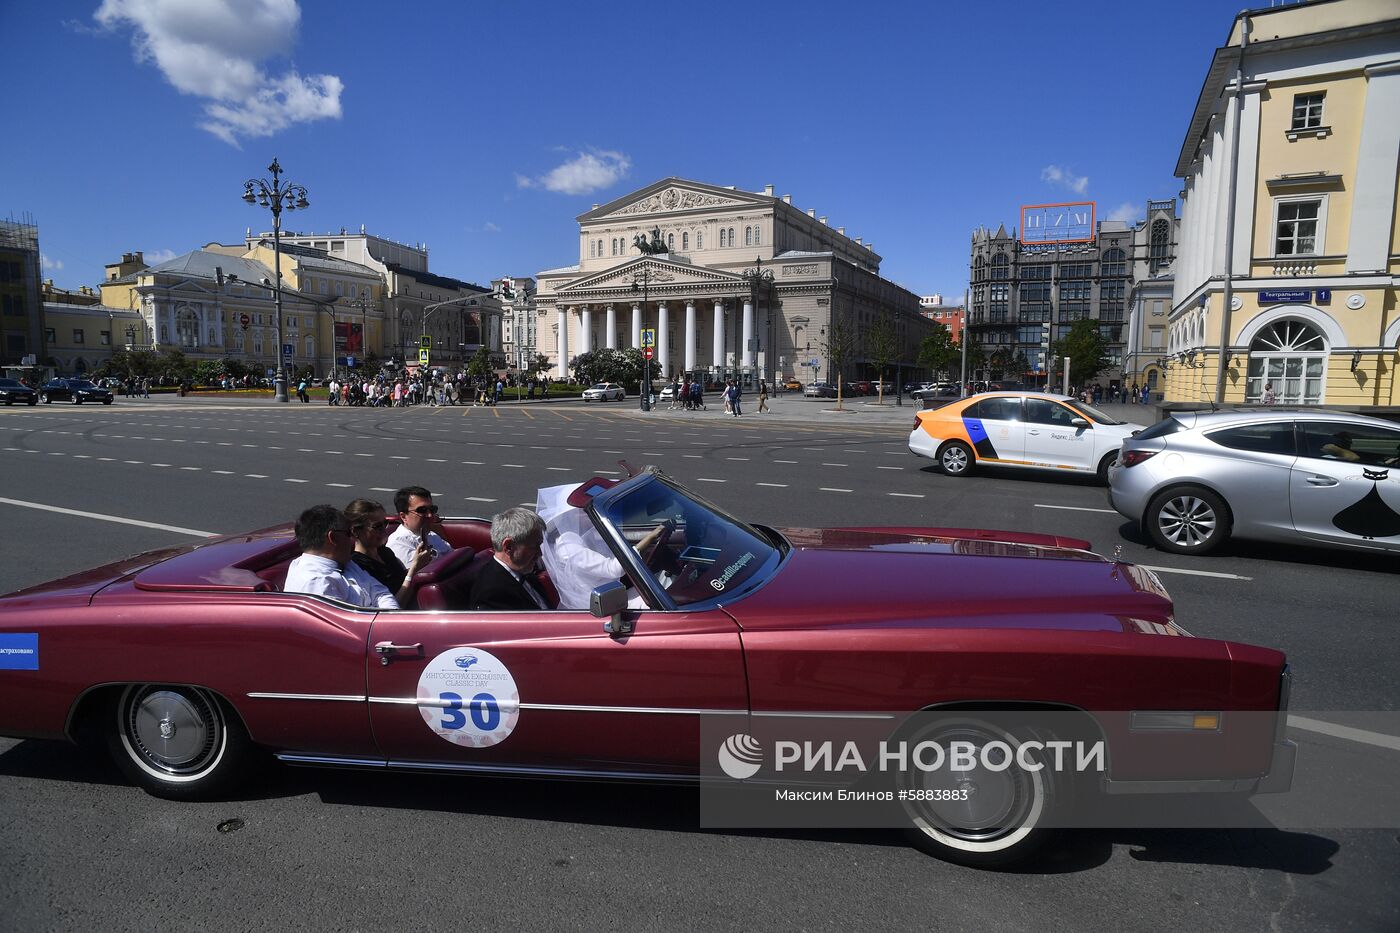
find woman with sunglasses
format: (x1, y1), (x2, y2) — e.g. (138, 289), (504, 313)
(345, 498), (431, 607)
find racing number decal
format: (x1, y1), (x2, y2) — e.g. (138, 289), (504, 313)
(416, 648), (520, 747)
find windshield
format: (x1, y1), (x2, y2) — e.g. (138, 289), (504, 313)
(1067, 401), (1125, 425)
(70, 381), (96, 389)
(594, 476), (783, 608)
(589, 383), (608, 389)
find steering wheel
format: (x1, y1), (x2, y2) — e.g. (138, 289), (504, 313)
(642, 519), (676, 570)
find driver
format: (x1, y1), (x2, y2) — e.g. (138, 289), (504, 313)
(536, 483), (667, 610)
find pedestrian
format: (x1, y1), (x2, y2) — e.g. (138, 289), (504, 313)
(1140, 384), (1149, 405)
(757, 380), (770, 414)
(494, 378), (504, 405)
(725, 380), (742, 417)
(1262, 381), (1277, 405)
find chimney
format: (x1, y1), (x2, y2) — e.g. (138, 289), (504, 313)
(856, 237), (863, 245)
(838, 227), (845, 235)
(865, 242), (874, 251)
(763, 185), (774, 196)
(782, 194), (791, 204)
(819, 216), (828, 225)
(806, 209), (816, 218)
(44, 278), (53, 288)
(592, 204), (599, 210)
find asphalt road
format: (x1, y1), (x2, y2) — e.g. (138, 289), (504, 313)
(0, 395), (1397, 932)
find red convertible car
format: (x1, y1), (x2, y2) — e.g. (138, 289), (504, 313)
(0, 469), (1294, 868)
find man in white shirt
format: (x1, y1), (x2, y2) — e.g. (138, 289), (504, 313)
(284, 504), (400, 609)
(387, 485), (453, 569)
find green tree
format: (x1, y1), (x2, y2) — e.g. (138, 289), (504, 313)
(866, 311), (896, 404)
(466, 346), (495, 379)
(821, 316), (856, 410)
(528, 353), (551, 377)
(1050, 319), (1110, 388)
(916, 323), (961, 380)
(571, 348), (643, 389)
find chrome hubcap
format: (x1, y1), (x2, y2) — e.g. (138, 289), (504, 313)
(1159, 496), (1216, 547)
(124, 687), (222, 774)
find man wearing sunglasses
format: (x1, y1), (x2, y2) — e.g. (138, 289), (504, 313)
(284, 504), (400, 609)
(387, 485), (454, 569)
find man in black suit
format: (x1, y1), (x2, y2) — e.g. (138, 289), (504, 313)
(470, 507), (556, 611)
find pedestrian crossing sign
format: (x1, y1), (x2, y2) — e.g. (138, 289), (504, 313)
(641, 328), (656, 348)
(420, 335), (431, 350)
(418, 349), (430, 365)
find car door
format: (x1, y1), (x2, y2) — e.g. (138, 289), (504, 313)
(962, 396), (1025, 464)
(1290, 421), (1400, 550)
(1023, 398), (1095, 470)
(365, 606), (747, 776)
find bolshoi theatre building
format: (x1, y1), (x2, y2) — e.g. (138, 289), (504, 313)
(534, 177), (931, 386)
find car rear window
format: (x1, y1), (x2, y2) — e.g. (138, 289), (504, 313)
(1206, 423), (1298, 456)
(1134, 417), (1187, 440)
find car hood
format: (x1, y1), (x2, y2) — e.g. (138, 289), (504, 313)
(727, 527), (1177, 635)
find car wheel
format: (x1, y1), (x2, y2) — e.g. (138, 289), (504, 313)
(1146, 485), (1231, 555)
(106, 684), (253, 800)
(72, 394), (82, 404)
(938, 441), (975, 477)
(1096, 452), (1117, 485)
(898, 715), (1061, 869)
(104, 398), (113, 405)
(27, 397), (36, 405)
(40, 393), (50, 404)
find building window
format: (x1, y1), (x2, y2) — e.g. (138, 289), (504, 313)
(589, 241), (595, 258)
(1019, 264), (1050, 280)
(1246, 319), (1327, 404)
(682, 232), (689, 251)
(745, 227), (752, 246)
(1274, 198), (1323, 256)
(597, 239), (603, 257)
(1291, 93), (1324, 130)
(100, 330), (111, 345)
(176, 309), (199, 348)
(991, 254), (1009, 280)
(719, 229), (726, 248)
(973, 256), (986, 282)
(305, 335), (314, 357)
(1101, 248), (1126, 277)
(728, 227), (735, 247)
(72, 329), (85, 344)
(754, 227), (761, 246)
(1060, 263), (1093, 279)
(697, 232), (704, 250)
(44, 327), (55, 343)
(667, 233), (674, 250)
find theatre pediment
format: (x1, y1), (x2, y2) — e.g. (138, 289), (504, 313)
(556, 257), (746, 297)
(582, 178), (768, 222)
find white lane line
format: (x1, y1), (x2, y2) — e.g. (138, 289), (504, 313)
(428, 458), (446, 463)
(0, 496), (217, 538)
(461, 461), (484, 465)
(546, 466), (571, 471)
(245, 474), (268, 479)
(73, 454), (91, 459)
(696, 478), (726, 483)
(464, 496), (497, 503)
(180, 467), (202, 471)
(821, 463), (848, 467)
(756, 482), (788, 488)
(355, 453), (374, 458)
(877, 466), (904, 471)
(774, 459), (798, 464)
(371, 487), (396, 492)
(326, 483), (353, 488)
(889, 493), (924, 498)
(727, 457), (750, 461)
(1289, 716), (1400, 752)
(212, 470), (234, 475)
(151, 463), (171, 468)
(820, 487), (853, 493)
(566, 448), (585, 452)
(502, 463), (525, 468)
(1035, 504), (1119, 515)
(1136, 564), (1252, 581)
(391, 455), (410, 460)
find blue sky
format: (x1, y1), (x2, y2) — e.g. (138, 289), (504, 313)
(3, 0), (1247, 300)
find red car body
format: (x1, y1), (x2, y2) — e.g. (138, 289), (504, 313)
(0, 472), (1294, 867)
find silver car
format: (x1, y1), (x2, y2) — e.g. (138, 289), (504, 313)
(1108, 408), (1400, 556)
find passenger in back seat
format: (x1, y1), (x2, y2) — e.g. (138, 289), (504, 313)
(284, 505), (400, 609)
(346, 498), (430, 606)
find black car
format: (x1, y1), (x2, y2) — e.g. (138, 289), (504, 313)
(0, 378), (38, 406)
(40, 378), (114, 405)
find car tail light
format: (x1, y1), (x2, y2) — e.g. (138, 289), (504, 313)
(913, 415), (923, 430)
(1119, 449), (1157, 468)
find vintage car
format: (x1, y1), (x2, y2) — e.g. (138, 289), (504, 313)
(0, 470), (1293, 868)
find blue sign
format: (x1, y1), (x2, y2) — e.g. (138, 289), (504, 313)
(0, 633), (38, 670)
(1259, 290), (1311, 304)
(1316, 289), (1331, 305)
(282, 343), (294, 358)
(346, 355), (355, 368)
(1020, 202), (1096, 245)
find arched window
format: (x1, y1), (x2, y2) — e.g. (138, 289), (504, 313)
(719, 229), (727, 248)
(1102, 247), (1126, 277)
(233, 329), (244, 350)
(745, 226), (753, 246)
(597, 239), (603, 257)
(588, 240), (595, 258)
(305, 335), (314, 357)
(697, 232), (704, 249)
(1246, 319), (1327, 404)
(1150, 220), (1170, 270)
(728, 227), (735, 246)
(754, 227), (761, 246)
(682, 232), (689, 250)
(74, 358), (88, 374)
(176, 308), (199, 348)
(667, 233), (674, 250)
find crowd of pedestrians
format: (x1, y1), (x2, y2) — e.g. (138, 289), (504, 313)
(318, 371), (557, 407)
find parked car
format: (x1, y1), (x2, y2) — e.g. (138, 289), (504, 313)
(911, 383), (960, 402)
(803, 382), (836, 398)
(39, 378), (114, 405)
(905, 382), (935, 396)
(0, 377), (38, 406)
(783, 378), (803, 392)
(1109, 407), (1400, 556)
(582, 382), (626, 402)
(0, 469), (1294, 868)
(909, 391), (1146, 482)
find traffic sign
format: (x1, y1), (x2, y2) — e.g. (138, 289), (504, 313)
(282, 343), (294, 359)
(239, 313), (250, 330)
(644, 346), (653, 360)
(420, 335), (431, 350)
(346, 355), (356, 368)
(418, 349), (430, 365)
(641, 328), (656, 348)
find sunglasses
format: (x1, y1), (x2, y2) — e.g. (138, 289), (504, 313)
(408, 505), (440, 516)
(358, 520), (389, 532)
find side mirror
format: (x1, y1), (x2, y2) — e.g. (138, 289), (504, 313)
(591, 581), (632, 635)
(1070, 418), (1090, 428)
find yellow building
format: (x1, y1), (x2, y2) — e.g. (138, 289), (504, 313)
(1168, 0), (1399, 409)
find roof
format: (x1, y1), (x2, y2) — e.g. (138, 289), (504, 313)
(252, 240), (378, 276)
(145, 249), (273, 284)
(384, 263), (489, 293)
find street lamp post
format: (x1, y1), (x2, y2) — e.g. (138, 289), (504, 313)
(741, 256), (773, 393)
(242, 157), (309, 403)
(630, 269), (654, 412)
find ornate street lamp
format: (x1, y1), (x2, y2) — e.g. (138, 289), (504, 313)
(242, 157), (309, 402)
(740, 256), (774, 391)
(631, 268), (656, 412)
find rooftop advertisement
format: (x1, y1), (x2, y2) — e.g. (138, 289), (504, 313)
(1020, 201), (1096, 244)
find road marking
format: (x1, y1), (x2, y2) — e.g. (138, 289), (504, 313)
(821, 463), (848, 467)
(371, 487), (396, 492)
(427, 458), (446, 463)
(502, 463), (525, 468)
(877, 466), (904, 471)
(773, 459), (798, 464)
(756, 482), (788, 488)
(391, 455), (409, 460)
(727, 457), (750, 461)
(1035, 504), (1118, 515)
(213, 470), (234, 475)
(0, 496), (217, 538)
(461, 461), (484, 465)
(1136, 564), (1252, 581)
(325, 483), (353, 488)
(546, 466), (571, 471)
(180, 467), (202, 471)
(284, 478), (309, 483)
(696, 478), (726, 483)
(889, 492), (924, 498)
(821, 487), (853, 493)
(464, 496), (497, 503)
(683, 454), (702, 459)
(1289, 716), (1400, 752)
(245, 474), (268, 478)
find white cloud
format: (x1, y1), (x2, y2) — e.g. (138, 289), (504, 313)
(482, 222), (501, 233)
(518, 150), (631, 195)
(144, 248), (178, 264)
(1105, 201), (1141, 224)
(94, 0), (342, 147)
(1041, 164), (1089, 195)
(40, 254), (64, 271)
